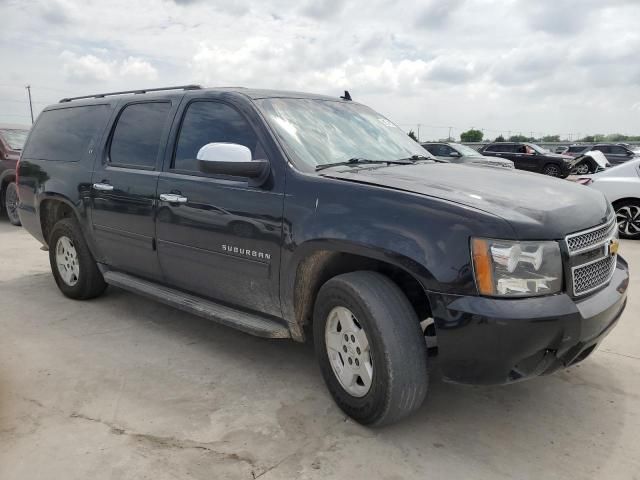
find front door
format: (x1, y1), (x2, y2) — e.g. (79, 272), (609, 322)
(91, 100), (177, 280)
(513, 144), (538, 171)
(156, 100), (284, 316)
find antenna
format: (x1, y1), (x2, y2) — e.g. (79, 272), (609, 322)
(340, 90), (352, 101)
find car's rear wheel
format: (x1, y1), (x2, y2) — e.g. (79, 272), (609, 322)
(614, 200), (640, 239)
(4, 182), (21, 226)
(571, 162), (591, 175)
(313, 271), (428, 426)
(49, 217), (107, 299)
(542, 163), (561, 177)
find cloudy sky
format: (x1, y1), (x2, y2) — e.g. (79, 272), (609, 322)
(1, 0), (639, 140)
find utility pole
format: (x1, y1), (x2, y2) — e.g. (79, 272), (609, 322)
(417, 123), (421, 142)
(25, 85), (34, 124)
(448, 126), (452, 141)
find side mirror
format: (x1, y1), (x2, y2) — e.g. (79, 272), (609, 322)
(449, 151), (461, 157)
(197, 143), (270, 186)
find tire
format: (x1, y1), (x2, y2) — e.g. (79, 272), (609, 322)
(614, 200), (640, 239)
(4, 182), (21, 226)
(48, 217), (107, 299)
(313, 271), (428, 426)
(542, 163), (561, 177)
(571, 162), (591, 176)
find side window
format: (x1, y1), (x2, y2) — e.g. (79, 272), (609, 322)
(422, 144), (436, 155)
(109, 102), (172, 169)
(22, 105), (109, 162)
(594, 145), (610, 154)
(610, 146), (626, 155)
(484, 144), (497, 152)
(492, 144), (513, 153)
(173, 101), (260, 172)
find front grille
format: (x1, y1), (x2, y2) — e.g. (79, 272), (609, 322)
(566, 219), (616, 255)
(572, 255), (616, 296)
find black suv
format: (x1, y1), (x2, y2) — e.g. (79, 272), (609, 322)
(1, 124), (30, 225)
(566, 144), (637, 166)
(17, 86), (629, 426)
(479, 142), (576, 177)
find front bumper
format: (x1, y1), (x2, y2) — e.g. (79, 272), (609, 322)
(428, 256), (629, 385)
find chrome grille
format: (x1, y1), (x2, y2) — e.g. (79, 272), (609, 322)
(566, 219), (616, 255)
(572, 256), (616, 296)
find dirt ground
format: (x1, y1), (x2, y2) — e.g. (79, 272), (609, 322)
(1, 219), (639, 480)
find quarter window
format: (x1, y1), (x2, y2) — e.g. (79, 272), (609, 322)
(173, 101), (260, 172)
(109, 102), (171, 169)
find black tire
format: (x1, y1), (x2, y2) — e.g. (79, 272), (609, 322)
(613, 199), (640, 239)
(542, 163), (561, 177)
(4, 182), (21, 226)
(48, 217), (107, 299)
(313, 271), (428, 426)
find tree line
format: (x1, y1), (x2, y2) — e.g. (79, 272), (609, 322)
(408, 129), (640, 143)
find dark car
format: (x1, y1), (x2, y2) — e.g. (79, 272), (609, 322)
(0, 124), (30, 225)
(587, 144), (637, 166)
(17, 85), (628, 426)
(479, 142), (576, 177)
(421, 142), (514, 169)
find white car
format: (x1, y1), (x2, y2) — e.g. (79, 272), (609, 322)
(574, 158), (640, 239)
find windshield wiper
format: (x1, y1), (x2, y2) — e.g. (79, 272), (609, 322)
(315, 157), (413, 171)
(396, 154), (447, 163)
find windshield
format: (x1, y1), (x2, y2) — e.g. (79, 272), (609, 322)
(529, 143), (549, 154)
(256, 98), (432, 171)
(0, 129), (29, 150)
(451, 143), (482, 156)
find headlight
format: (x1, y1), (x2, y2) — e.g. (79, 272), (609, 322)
(471, 238), (563, 297)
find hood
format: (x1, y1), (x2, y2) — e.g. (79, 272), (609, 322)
(321, 162), (610, 239)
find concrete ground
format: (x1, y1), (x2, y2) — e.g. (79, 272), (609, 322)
(1, 219), (639, 480)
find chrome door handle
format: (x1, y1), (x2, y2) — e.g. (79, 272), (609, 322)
(159, 193), (188, 203)
(93, 183), (114, 191)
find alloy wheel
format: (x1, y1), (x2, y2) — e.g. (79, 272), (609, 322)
(55, 236), (80, 286)
(5, 183), (20, 224)
(325, 306), (373, 397)
(543, 165), (560, 177)
(616, 205), (640, 238)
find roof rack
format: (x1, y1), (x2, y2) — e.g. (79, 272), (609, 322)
(59, 84), (202, 103)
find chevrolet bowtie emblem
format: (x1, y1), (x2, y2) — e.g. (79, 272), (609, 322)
(610, 238), (620, 256)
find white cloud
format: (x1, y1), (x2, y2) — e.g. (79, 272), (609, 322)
(2, 0), (640, 137)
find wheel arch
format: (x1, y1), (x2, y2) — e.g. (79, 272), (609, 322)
(284, 240), (434, 342)
(0, 169), (16, 207)
(38, 194), (84, 246)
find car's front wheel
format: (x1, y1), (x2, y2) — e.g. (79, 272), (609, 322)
(4, 182), (21, 226)
(48, 217), (107, 299)
(313, 271), (428, 426)
(542, 163), (561, 177)
(614, 200), (640, 239)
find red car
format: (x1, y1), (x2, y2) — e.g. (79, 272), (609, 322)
(0, 124), (30, 226)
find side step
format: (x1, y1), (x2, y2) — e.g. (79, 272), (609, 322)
(103, 271), (290, 339)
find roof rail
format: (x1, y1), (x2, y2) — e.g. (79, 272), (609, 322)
(59, 84), (202, 103)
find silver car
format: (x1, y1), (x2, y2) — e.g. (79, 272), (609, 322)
(421, 142), (514, 169)
(574, 158), (640, 239)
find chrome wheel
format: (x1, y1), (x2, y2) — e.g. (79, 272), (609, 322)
(55, 236), (80, 286)
(325, 306), (373, 397)
(616, 205), (640, 238)
(571, 163), (590, 175)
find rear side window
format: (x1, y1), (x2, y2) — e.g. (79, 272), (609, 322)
(486, 144), (513, 153)
(172, 101), (259, 172)
(593, 145), (610, 154)
(109, 102), (172, 169)
(22, 105), (109, 161)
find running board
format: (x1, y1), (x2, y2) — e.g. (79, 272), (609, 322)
(103, 271), (290, 339)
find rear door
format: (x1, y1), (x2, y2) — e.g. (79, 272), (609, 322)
(91, 99), (178, 280)
(155, 99), (284, 316)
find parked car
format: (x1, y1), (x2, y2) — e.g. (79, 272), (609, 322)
(478, 142), (577, 177)
(567, 144), (637, 166)
(573, 159), (640, 239)
(17, 85), (628, 426)
(555, 146), (569, 154)
(563, 145), (591, 158)
(0, 124), (30, 225)
(421, 142), (514, 169)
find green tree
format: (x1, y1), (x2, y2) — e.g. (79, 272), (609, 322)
(460, 129), (483, 142)
(508, 134), (529, 142)
(541, 135), (560, 142)
(494, 135), (505, 142)
(408, 130), (419, 142)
